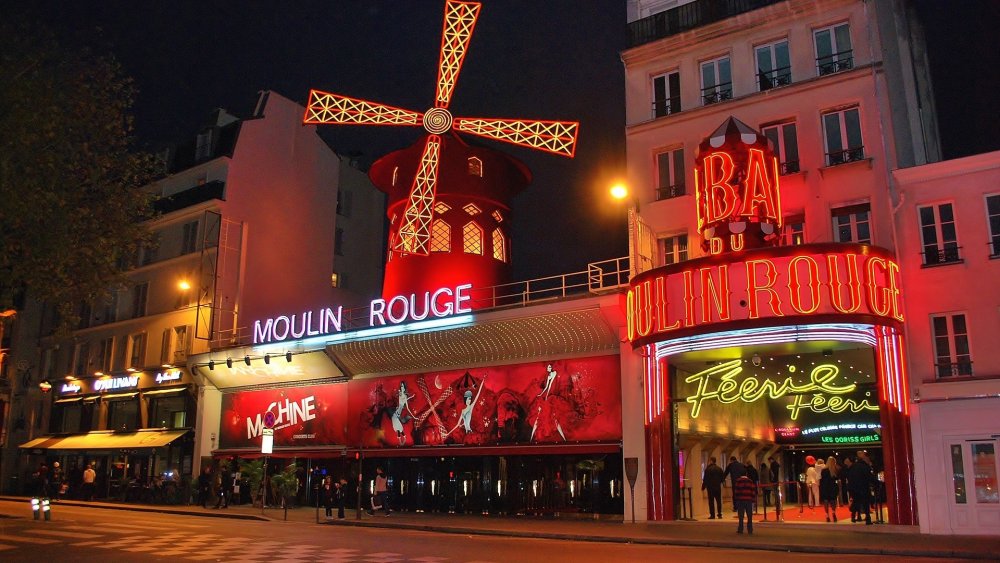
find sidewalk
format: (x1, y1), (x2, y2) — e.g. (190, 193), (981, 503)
(2, 496), (996, 559)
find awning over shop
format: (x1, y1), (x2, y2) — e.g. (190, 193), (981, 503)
(19, 429), (190, 452)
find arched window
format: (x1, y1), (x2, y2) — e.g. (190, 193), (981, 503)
(468, 157), (483, 177)
(492, 229), (506, 262)
(463, 222), (483, 255)
(431, 219), (451, 253)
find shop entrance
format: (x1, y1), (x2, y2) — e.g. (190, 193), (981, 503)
(668, 335), (889, 524)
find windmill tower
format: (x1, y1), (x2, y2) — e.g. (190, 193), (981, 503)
(304, 0), (578, 305)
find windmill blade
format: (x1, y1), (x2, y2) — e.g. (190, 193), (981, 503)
(434, 1), (481, 108)
(304, 90), (421, 126)
(454, 117), (579, 157)
(395, 136), (442, 256)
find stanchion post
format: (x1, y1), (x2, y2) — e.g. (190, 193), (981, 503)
(31, 497), (40, 520)
(686, 487), (694, 521)
(42, 498), (51, 521)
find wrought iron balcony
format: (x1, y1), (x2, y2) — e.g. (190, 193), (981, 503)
(922, 245), (962, 266)
(936, 361), (973, 378)
(758, 67), (792, 91)
(652, 96), (682, 119)
(817, 51), (854, 76)
(702, 84), (733, 106)
(779, 160), (800, 175)
(628, 0), (783, 48)
(825, 146), (865, 166)
(656, 183), (686, 201)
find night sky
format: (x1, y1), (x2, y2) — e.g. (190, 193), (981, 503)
(8, 1), (997, 281)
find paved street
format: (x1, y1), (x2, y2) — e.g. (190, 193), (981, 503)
(0, 500), (961, 562)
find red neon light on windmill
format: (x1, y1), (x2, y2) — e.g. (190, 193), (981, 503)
(304, 0), (579, 303)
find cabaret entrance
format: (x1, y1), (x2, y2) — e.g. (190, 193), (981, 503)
(623, 118), (916, 524)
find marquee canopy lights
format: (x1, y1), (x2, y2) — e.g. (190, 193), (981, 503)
(304, 0), (579, 256)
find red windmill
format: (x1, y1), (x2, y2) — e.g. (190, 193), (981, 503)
(304, 0), (579, 305)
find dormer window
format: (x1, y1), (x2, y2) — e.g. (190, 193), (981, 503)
(468, 157), (483, 177)
(463, 203), (481, 215)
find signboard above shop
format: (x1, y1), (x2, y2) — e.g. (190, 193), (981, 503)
(56, 368), (190, 395)
(198, 349), (345, 390)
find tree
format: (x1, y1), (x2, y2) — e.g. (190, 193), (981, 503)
(239, 459), (265, 508)
(0, 21), (155, 331)
(269, 463), (301, 520)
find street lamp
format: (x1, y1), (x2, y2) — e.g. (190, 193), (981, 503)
(609, 183), (644, 278)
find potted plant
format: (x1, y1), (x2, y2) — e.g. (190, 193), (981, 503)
(269, 463), (300, 520)
(239, 460), (265, 508)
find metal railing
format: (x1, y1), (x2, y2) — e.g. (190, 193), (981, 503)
(211, 257), (630, 348)
(825, 146), (865, 166)
(989, 239), (1000, 258)
(817, 51), (854, 76)
(628, 0), (782, 47)
(779, 161), (801, 175)
(701, 83), (733, 105)
(656, 183), (686, 201)
(921, 246), (962, 266)
(758, 67), (792, 91)
(935, 361), (973, 378)
(652, 96), (681, 119)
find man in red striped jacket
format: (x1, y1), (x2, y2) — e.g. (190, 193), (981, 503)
(733, 474), (756, 535)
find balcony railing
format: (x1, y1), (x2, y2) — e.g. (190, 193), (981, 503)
(656, 183), (686, 201)
(779, 160), (800, 175)
(817, 51), (854, 76)
(990, 239), (1000, 258)
(702, 84), (733, 105)
(153, 180), (225, 214)
(758, 67), (792, 91)
(628, 0), (783, 48)
(211, 257), (631, 348)
(922, 245), (962, 267)
(936, 361), (973, 379)
(652, 96), (681, 119)
(825, 146), (865, 166)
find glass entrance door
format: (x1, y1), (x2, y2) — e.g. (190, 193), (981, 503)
(947, 438), (999, 534)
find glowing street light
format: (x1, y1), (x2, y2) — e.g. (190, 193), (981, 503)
(610, 183), (629, 201)
(177, 280), (191, 291)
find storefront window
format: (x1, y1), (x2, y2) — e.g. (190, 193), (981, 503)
(972, 443), (999, 504)
(107, 399), (139, 431)
(150, 395), (189, 429)
(950, 444), (967, 504)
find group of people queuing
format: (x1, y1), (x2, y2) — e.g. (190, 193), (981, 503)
(28, 461), (97, 501)
(197, 464), (243, 509)
(804, 451), (879, 525)
(702, 451), (880, 534)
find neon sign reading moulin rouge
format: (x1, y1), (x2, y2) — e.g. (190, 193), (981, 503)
(253, 283), (472, 344)
(685, 360), (879, 420)
(626, 248), (903, 343)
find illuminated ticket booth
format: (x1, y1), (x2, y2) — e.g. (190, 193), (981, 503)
(625, 118), (916, 524)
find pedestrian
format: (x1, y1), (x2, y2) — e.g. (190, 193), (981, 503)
(702, 457), (725, 519)
(51, 462), (64, 500)
(733, 473), (756, 535)
(759, 462), (772, 509)
(722, 456), (746, 488)
(820, 456), (840, 522)
(849, 451), (874, 525)
(321, 476), (334, 518)
(805, 457), (820, 508)
(367, 466), (389, 515)
(336, 478), (347, 519)
(82, 463), (97, 501)
(744, 461), (760, 512)
(198, 466), (212, 508)
(214, 464), (229, 509)
(37, 462), (50, 498)
(840, 457), (853, 508)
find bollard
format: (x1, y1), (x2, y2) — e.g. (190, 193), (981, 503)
(31, 497), (40, 520)
(42, 498), (51, 521)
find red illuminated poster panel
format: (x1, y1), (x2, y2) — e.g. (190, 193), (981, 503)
(219, 384), (348, 450)
(626, 243), (904, 347)
(348, 355), (622, 448)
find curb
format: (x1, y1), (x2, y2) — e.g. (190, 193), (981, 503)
(1, 496), (991, 560)
(0, 496), (269, 522)
(319, 518), (994, 560)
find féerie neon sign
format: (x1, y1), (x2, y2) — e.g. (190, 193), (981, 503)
(684, 360), (879, 420)
(253, 283), (472, 344)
